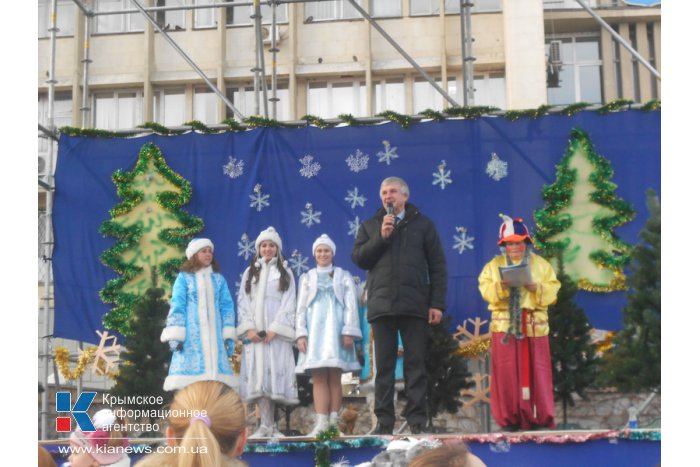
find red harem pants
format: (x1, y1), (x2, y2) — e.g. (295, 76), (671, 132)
(490, 326), (555, 430)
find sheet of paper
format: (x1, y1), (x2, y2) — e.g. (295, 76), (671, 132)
(499, 263), (532, 288)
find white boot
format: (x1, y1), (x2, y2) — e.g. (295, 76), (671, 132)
(329, 412), (344, 435)
(308, 413), (329, 437)
(249, 424), (271, 439)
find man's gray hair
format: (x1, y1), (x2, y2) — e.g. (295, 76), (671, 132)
(380, 176), (410, 197)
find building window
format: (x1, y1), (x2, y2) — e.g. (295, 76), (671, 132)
(307, 80), (367, 118)
(154, 88), (186, 126)
(93, 90), (143, 129)
(38, 0), (75, 38)
(410, 0), (501, 16)
(304, 1), (361, 22)
(646, 22), (658, 99)
(546, 37), (602, 105)
(371, 0), (402, 18)
(226, 83), (290, 120)
(373, 78), (406, 114)
(226, 0), (289, 26)
(194, 0), (217, 28)
(94, 0), (145, 33)
(38, 93), (72, 156)
(413, 77), (457, 112)
(193, 88), (220, 124)
(473, 73), (507, 109)
(155, 0), (186, 31)
(543, 0), (598, 9)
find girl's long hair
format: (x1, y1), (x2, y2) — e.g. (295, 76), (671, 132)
(167, 381), (246, 467)
(244, 252), (290, 295)
(180, 256), (221, 273)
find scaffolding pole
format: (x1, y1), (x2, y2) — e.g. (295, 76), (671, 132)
(40, 0), (59, 441)
(346, 0), (460, 108)
(81, 8), (92, 128)
(252, 0), (270, 118)
(459, 1), (476, 106)
(128, 0), (246, 120)
(573, 0), (660, 79)
(270, 1), (280, 120)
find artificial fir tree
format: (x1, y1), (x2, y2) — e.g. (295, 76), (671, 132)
(598, 189), (660, 392)
(534, 128), (635, 292)
(548, 257), (599, 427)
(110, 269), (172, 433)
(424, 314), (473, 432)
(100, 142), (203, 335)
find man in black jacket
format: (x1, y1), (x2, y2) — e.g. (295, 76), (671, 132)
(352, 176), (447, 435)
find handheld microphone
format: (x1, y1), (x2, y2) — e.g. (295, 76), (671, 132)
(386, 202), (397, 226)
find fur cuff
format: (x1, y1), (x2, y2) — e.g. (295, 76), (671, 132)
(222, 326), (237, 341)
(160, 326), (186, 343)
(341, 325), (362, 339)
(269, 322), (295, 341)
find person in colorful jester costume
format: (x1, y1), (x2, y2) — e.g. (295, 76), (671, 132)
(161, 238), (237, 391)
(478, 215), (560, 431)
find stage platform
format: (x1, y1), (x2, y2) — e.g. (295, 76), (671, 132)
(42, 429), (660, 466)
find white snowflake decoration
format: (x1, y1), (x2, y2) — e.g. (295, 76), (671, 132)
(299, 154), (321, 178)
(249, 183), (270, 212)
(376, 140), (399, 165)
(347, 215), (361, 237)
(301, 202), (322, 227)
(289, 249), (310, 276)
(486, 152), (508, 181)
(237, 233), (256, 261)
(223, 157), (245, 179)
(452, 226), (475, 254)
(344, 187), (367, 209)
(432, 160), (453, 190)
(346, 149), (370, 173)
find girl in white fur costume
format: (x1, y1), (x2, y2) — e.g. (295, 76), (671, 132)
(295, 234), (362, 436)
(237, 226), (299, 438)
(161, 238), (237, 391)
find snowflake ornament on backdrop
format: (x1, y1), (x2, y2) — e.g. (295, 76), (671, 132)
(376, 140), (399, 165)
(346, 149), (370, 173)
(237, 233), (255, 261)
(249, 184), (270, 212)
(301, 202), (322, 227)
(432, 160), (453, 190)
(299, 154), (321, 178)
(289, 249), (310, 276)
(452, 226), (475, 254)
(486, 152), (508, 181)
(223, 157), (245, 179)
(347, 216), (361, 238)
(345, 187), (367, 209)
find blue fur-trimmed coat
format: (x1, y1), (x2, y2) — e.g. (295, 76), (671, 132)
(161, 268), (237, 391)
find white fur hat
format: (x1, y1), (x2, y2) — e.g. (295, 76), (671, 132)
(255, 226), (283, 253)
(312, 233), (336, 256)
(186, 238), (214, 260)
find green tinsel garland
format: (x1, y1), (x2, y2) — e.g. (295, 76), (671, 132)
(561, 102), (592, 116)
(314, 425), (341, 467)
(418, 109), (446, 121)
(184, 120), (219, 134)
(504, 104), (552, 121)
(99, 143), (203, 335)
(137, 122), (185, 135)
(377, 110), (413, 129)
(59, 126), (125, 138)
(444, 105), (500, 119)
(640, 99), (661, 112)
(244, 115), (284, 128)
(339, 113), (371, 127)
(597, 98), (634, 115)
(222, 117), (245, 132)
(533, 128), (635, 291)
(301, 114), (335, 129)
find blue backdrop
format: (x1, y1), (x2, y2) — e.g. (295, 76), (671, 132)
(52, 110), (660, 344)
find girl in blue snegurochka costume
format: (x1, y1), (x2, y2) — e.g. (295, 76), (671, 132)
(237, 226), (299, 439)
(295, 234), (362, 436)
(160, 238), (237, 392)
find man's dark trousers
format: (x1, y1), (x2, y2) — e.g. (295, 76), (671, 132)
(371, 315), (428, 427)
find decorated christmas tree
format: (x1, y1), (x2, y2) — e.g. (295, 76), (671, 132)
(424, 314), (473, 431)
(598, 189), (660, 392)
(100, 143), (203, 335)
(534, 128), (635, 292)
(548, 258), (599, 426)
(110, 269), (172, 433)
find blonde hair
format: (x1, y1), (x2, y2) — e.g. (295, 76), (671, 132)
(409, 442), (470, 467)
(167, 381), (246, 467)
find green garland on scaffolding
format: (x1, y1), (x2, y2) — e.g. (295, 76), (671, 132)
(57, 101), (660, 138)
(533, 128), (635, 292)
(99, 143), (203, 334)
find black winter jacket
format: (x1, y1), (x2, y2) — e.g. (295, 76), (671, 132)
(352, 203), (447, 322)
